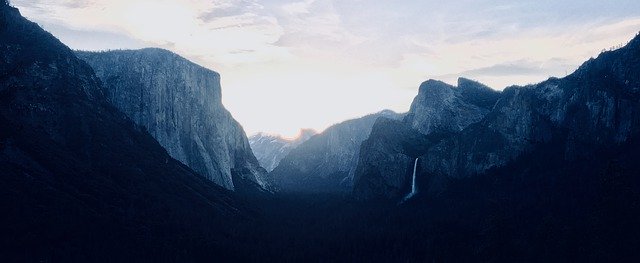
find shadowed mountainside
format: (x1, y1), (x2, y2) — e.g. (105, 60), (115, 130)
(354, 78), (500, 199)
(270, 110), (403, 193)
(0, 4), (252, 261)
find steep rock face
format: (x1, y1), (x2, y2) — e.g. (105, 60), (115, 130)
(249, 129), (316, 172)
(352, 118), (435, 199)
(77, 50), (267, 190)
(404, 78), (499, 135)
(353, 78), (500, 199)
(420, 81), (563, 182)
(0, 4), (243, 260)
(356, 33), (640, 200)
(419, 36), (640, 194)
(270, 110), (403, 193)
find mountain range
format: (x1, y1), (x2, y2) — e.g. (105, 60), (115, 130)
(2, 1), (640, 261)
(269, 109), (403, 193)
(249, 129), (316, 172)
(354, 36), (640, 200)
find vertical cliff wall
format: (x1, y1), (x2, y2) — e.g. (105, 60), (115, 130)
(77, 49), (267, 190)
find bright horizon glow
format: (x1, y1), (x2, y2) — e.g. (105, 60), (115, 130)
(12, 0), (640, 138)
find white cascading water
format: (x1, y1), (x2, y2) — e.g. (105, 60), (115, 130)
(400, 158), (419, 204)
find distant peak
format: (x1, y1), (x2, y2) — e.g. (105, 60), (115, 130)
(418, 79), (454, 93)
(376, 109), (398, 116)
(296, 128), (317, 139)
(250, 132), (281, 139)
(250, 132), (269, 137)
(421, 79), (448, 86)
(251, 129), (317, 142)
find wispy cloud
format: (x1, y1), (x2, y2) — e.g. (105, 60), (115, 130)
(11, 0), (640, 136)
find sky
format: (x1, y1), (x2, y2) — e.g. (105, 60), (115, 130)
(12, 0), (640, 138)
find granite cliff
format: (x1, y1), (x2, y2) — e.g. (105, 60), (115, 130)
(77, 49), (267, 191)
(354, 34), (640, 200)
(270, 110), (403, 193)
(0, 4), (244, 260)
(353, 78), (500, 199)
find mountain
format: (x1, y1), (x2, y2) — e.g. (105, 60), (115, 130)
(270, 110), (403, 193)
(353, 78), (500, 199)
(76, 49), (267, 191)
(354, 33), (640, 200)
(0, 4), (247, 260)
(404, 78), (500, 135)
(417, 34), (640, 194)
(249, 129), (316, 172)
(337, 37), (640, 260)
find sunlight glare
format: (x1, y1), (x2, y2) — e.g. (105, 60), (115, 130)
(121, 1), (197, 43)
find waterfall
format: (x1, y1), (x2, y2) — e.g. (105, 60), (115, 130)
(410, 158), (418, 194)
(400, 158), (419, 204)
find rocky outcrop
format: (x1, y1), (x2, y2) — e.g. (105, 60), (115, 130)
(249, 129), (316, 172)
(353, 78), (500, 199)
(420, 35), (640, 193)
(404, 78), (500, 135)
(355, 33), (640, 200)
(0, 4), (243, 260)
(77, 49), (267, 191)
(352, 118), (435, 199)
(270, 110), (403, 193)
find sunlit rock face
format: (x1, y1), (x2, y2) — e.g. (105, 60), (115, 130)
(404, 78), (500, 135)
(270, 110), (403, 193)
(77, 49), (267, 190)
(353, 78), (500, 200)
(249, 129), (317, 172)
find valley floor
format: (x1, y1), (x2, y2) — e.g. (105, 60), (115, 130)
(228, 141), (640, 262)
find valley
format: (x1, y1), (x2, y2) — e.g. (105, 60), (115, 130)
(1, 1), (640, 261)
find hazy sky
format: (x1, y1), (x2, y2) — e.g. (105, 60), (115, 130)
(13, 0), (640, 137)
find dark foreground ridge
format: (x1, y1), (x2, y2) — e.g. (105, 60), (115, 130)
(0, 3), (252, 261)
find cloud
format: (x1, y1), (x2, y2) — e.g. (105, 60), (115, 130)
(430, 58), (576, 89)
(11, 0), (640, 136)
(459, 60), (562, 77)
(198, 0), (266, 22)
(397, 16), (640, 89)
(274, 0), (366, 52)
(281, 0), (315, 15)
(12, 0), (286, 64)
